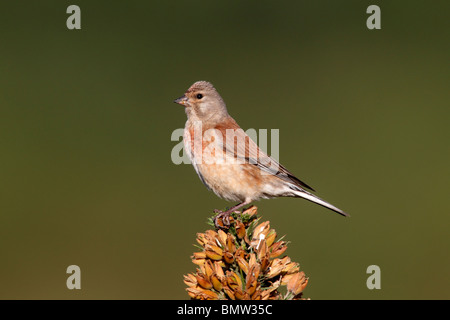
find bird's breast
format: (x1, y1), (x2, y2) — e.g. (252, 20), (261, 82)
(183, 122), (273, 202)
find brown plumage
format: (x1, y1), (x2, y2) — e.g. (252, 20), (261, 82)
(174, 81), (348, 226)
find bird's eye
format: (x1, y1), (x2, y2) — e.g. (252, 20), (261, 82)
(196, 93), (203, 99)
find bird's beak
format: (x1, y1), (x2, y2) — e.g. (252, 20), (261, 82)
(174, 95), (189, 106)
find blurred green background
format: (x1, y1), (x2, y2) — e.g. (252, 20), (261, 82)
(1, 1), (449, 299)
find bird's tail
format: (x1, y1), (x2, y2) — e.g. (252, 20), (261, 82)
(292, 189), (350, 217)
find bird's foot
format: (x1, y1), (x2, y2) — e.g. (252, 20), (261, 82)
(213, 208), (241, 215)
(213, 209), (237, 230)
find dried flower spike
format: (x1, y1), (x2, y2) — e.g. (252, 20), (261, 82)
(184, 206), (309, 300)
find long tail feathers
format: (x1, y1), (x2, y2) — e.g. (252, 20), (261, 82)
(293, 190), (350, 217)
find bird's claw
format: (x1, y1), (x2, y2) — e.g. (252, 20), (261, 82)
(213, 211), (234, 230)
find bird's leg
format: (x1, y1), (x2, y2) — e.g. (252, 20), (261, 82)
(214, 201), (251, 229)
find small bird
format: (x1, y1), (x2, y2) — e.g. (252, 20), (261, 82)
(174, 81), (348, 226)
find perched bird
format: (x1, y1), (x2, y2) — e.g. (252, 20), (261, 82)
(174, 81), (348, 226)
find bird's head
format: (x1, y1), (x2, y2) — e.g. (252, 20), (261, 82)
(174, 81), (229, 123)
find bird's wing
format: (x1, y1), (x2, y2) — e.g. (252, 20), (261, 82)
(214, 118), (315, 192)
